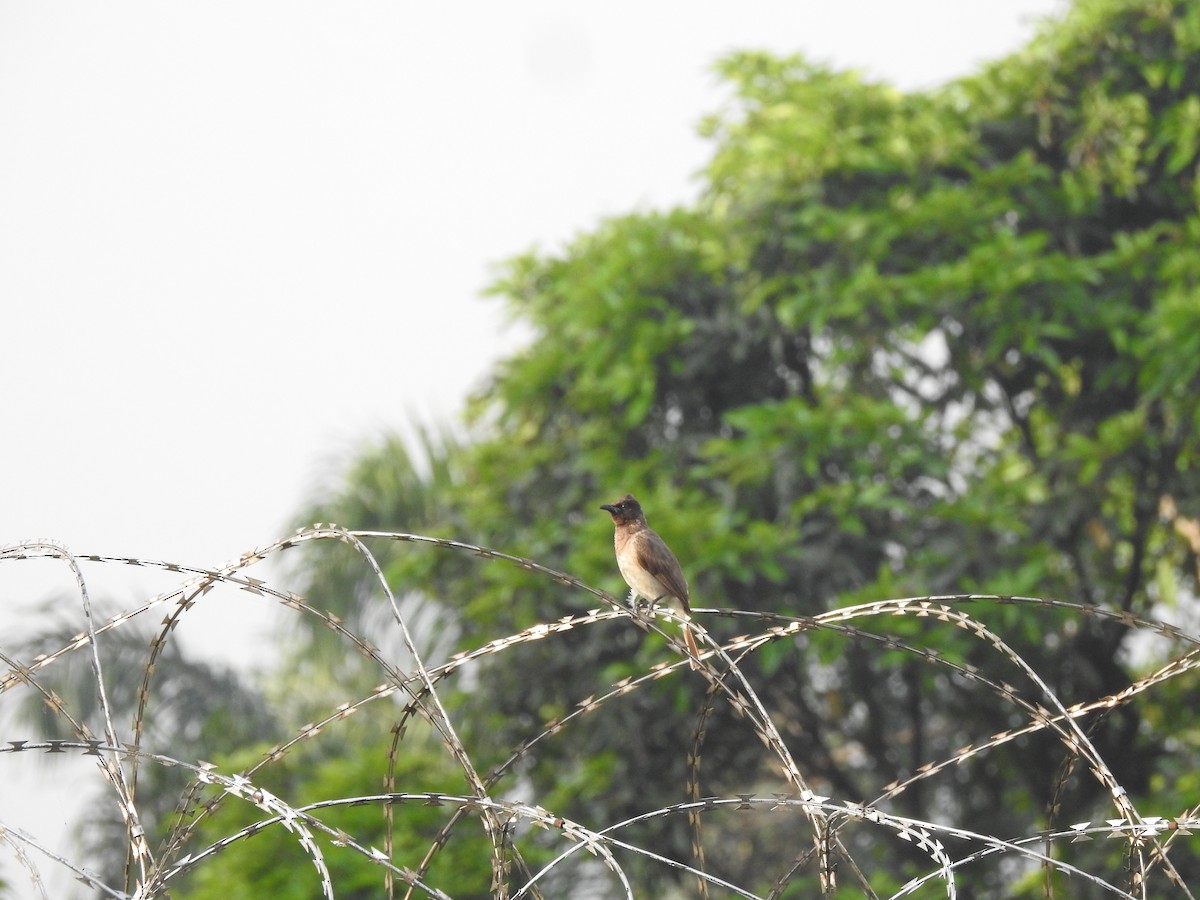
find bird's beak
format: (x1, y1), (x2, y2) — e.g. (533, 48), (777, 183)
(600, 504), (616, 514)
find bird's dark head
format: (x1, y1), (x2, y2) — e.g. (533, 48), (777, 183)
(600, 493), (644, 526)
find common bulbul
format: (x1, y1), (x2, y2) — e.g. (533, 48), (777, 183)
(600, 493), (700, 669)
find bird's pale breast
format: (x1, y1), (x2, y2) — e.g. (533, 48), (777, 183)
(616, 531), (682, 608)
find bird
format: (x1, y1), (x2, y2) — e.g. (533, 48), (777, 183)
(599, 493), (701, 669)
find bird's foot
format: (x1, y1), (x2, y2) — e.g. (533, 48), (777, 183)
(627, 591), (654, 616)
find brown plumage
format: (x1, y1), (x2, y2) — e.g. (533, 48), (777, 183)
(600, 493), (700, 668)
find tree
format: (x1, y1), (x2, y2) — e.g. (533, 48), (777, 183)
(9, 612), (277, 896)
(168, 724), (497, 900)
(207, 0), (1200, 895)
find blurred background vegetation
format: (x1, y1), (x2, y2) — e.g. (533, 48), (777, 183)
(13, 0), (1200, 896)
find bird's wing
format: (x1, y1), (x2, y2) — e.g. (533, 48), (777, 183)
(636, 530), (689, 606)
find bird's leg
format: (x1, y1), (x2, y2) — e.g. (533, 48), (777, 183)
(627, 589), (654, 615)
(626, 588), (642, 612)
(633, 594), (670, 618)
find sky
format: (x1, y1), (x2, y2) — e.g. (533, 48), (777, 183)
(0, 1), (1064, 895)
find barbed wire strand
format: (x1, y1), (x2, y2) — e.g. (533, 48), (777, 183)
(2, 534), (1197, 898)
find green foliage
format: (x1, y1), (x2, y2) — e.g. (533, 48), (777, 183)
(9, 617), (279, 893)
(272, 0), (1200, 895)
(171, 725), (496, 900)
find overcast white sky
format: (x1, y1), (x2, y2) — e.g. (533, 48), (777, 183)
(0, 1), (1063, 895)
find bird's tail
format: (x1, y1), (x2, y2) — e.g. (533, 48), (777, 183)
(682, 620), (700, 671)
